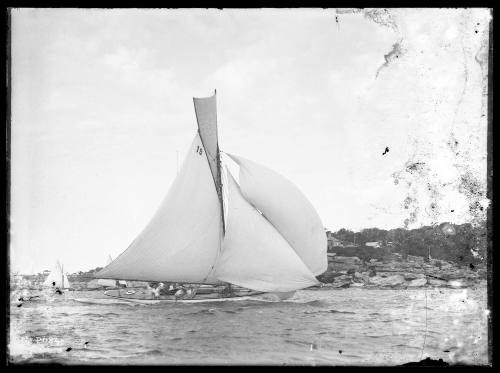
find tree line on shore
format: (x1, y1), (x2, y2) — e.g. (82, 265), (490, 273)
(329, 221), (487, 265)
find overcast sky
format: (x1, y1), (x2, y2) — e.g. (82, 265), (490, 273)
(10, 8), (490, 274)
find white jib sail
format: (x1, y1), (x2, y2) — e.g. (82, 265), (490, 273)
(96, 134), (222, 283)
(214, 170), (319, 292)
(43, 261), (72, 288)
(227, 154), (327, 276)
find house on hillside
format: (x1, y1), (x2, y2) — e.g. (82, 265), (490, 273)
(325, 230), (344, 248)
(327, 237), (344, 252)
(329, 236), (343, 247)
(365, 241), (382, 248)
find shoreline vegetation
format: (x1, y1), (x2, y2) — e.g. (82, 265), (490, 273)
(314, 253), (486, 290)
(317, 221), (487, 289)
(13, 221), (487, 291)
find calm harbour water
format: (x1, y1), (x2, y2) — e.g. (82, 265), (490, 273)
(9, 285), (489, 365)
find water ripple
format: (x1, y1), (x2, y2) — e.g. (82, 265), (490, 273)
(8, 287), (488, 365)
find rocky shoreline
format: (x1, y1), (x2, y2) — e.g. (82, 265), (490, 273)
(315, 253), (487, 289)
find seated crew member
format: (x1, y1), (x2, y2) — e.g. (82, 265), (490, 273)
(148, 283), (162, 299)
(155, 283), (165, 298)
(185, 286), (196, 298)
(174, 286), (186, 300)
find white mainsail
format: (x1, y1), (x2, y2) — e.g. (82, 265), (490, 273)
(213, 171), (319, 292)
(227, 154), (327, 276)
(43, 261), (71, 288)
(96, 134), (222, 284)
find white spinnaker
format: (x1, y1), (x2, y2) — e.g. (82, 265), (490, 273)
(96, 134), (222, 283)
(43, 261), (72, 288)
(214, 170), (319, 292)
(227, 154), (327, 276)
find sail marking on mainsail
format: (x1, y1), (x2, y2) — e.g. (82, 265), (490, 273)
(95, 134), (222, 284)
(227, 154), (327, 276)
(213, 170), (319, 292)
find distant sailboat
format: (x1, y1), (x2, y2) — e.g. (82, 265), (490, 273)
(96, 255), (118, 287)
(43, 260), (71, 289)
(87, 255), (131, 289)
(96, 91), (327, 302)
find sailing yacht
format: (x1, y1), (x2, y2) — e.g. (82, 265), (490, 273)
(95, 91), (327, 303)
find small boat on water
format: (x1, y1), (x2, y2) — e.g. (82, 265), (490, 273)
(94, 91), (327, 303)
(43, 260), (72, 290)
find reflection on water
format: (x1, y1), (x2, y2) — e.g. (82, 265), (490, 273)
(9, 285), (489, 365)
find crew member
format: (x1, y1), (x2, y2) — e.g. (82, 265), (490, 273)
(174, 286), (186, 300)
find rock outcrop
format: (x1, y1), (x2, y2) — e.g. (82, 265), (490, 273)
(316, 253), (486, 289)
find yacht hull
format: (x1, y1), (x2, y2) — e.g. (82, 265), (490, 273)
(97, 288), (295, 304)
